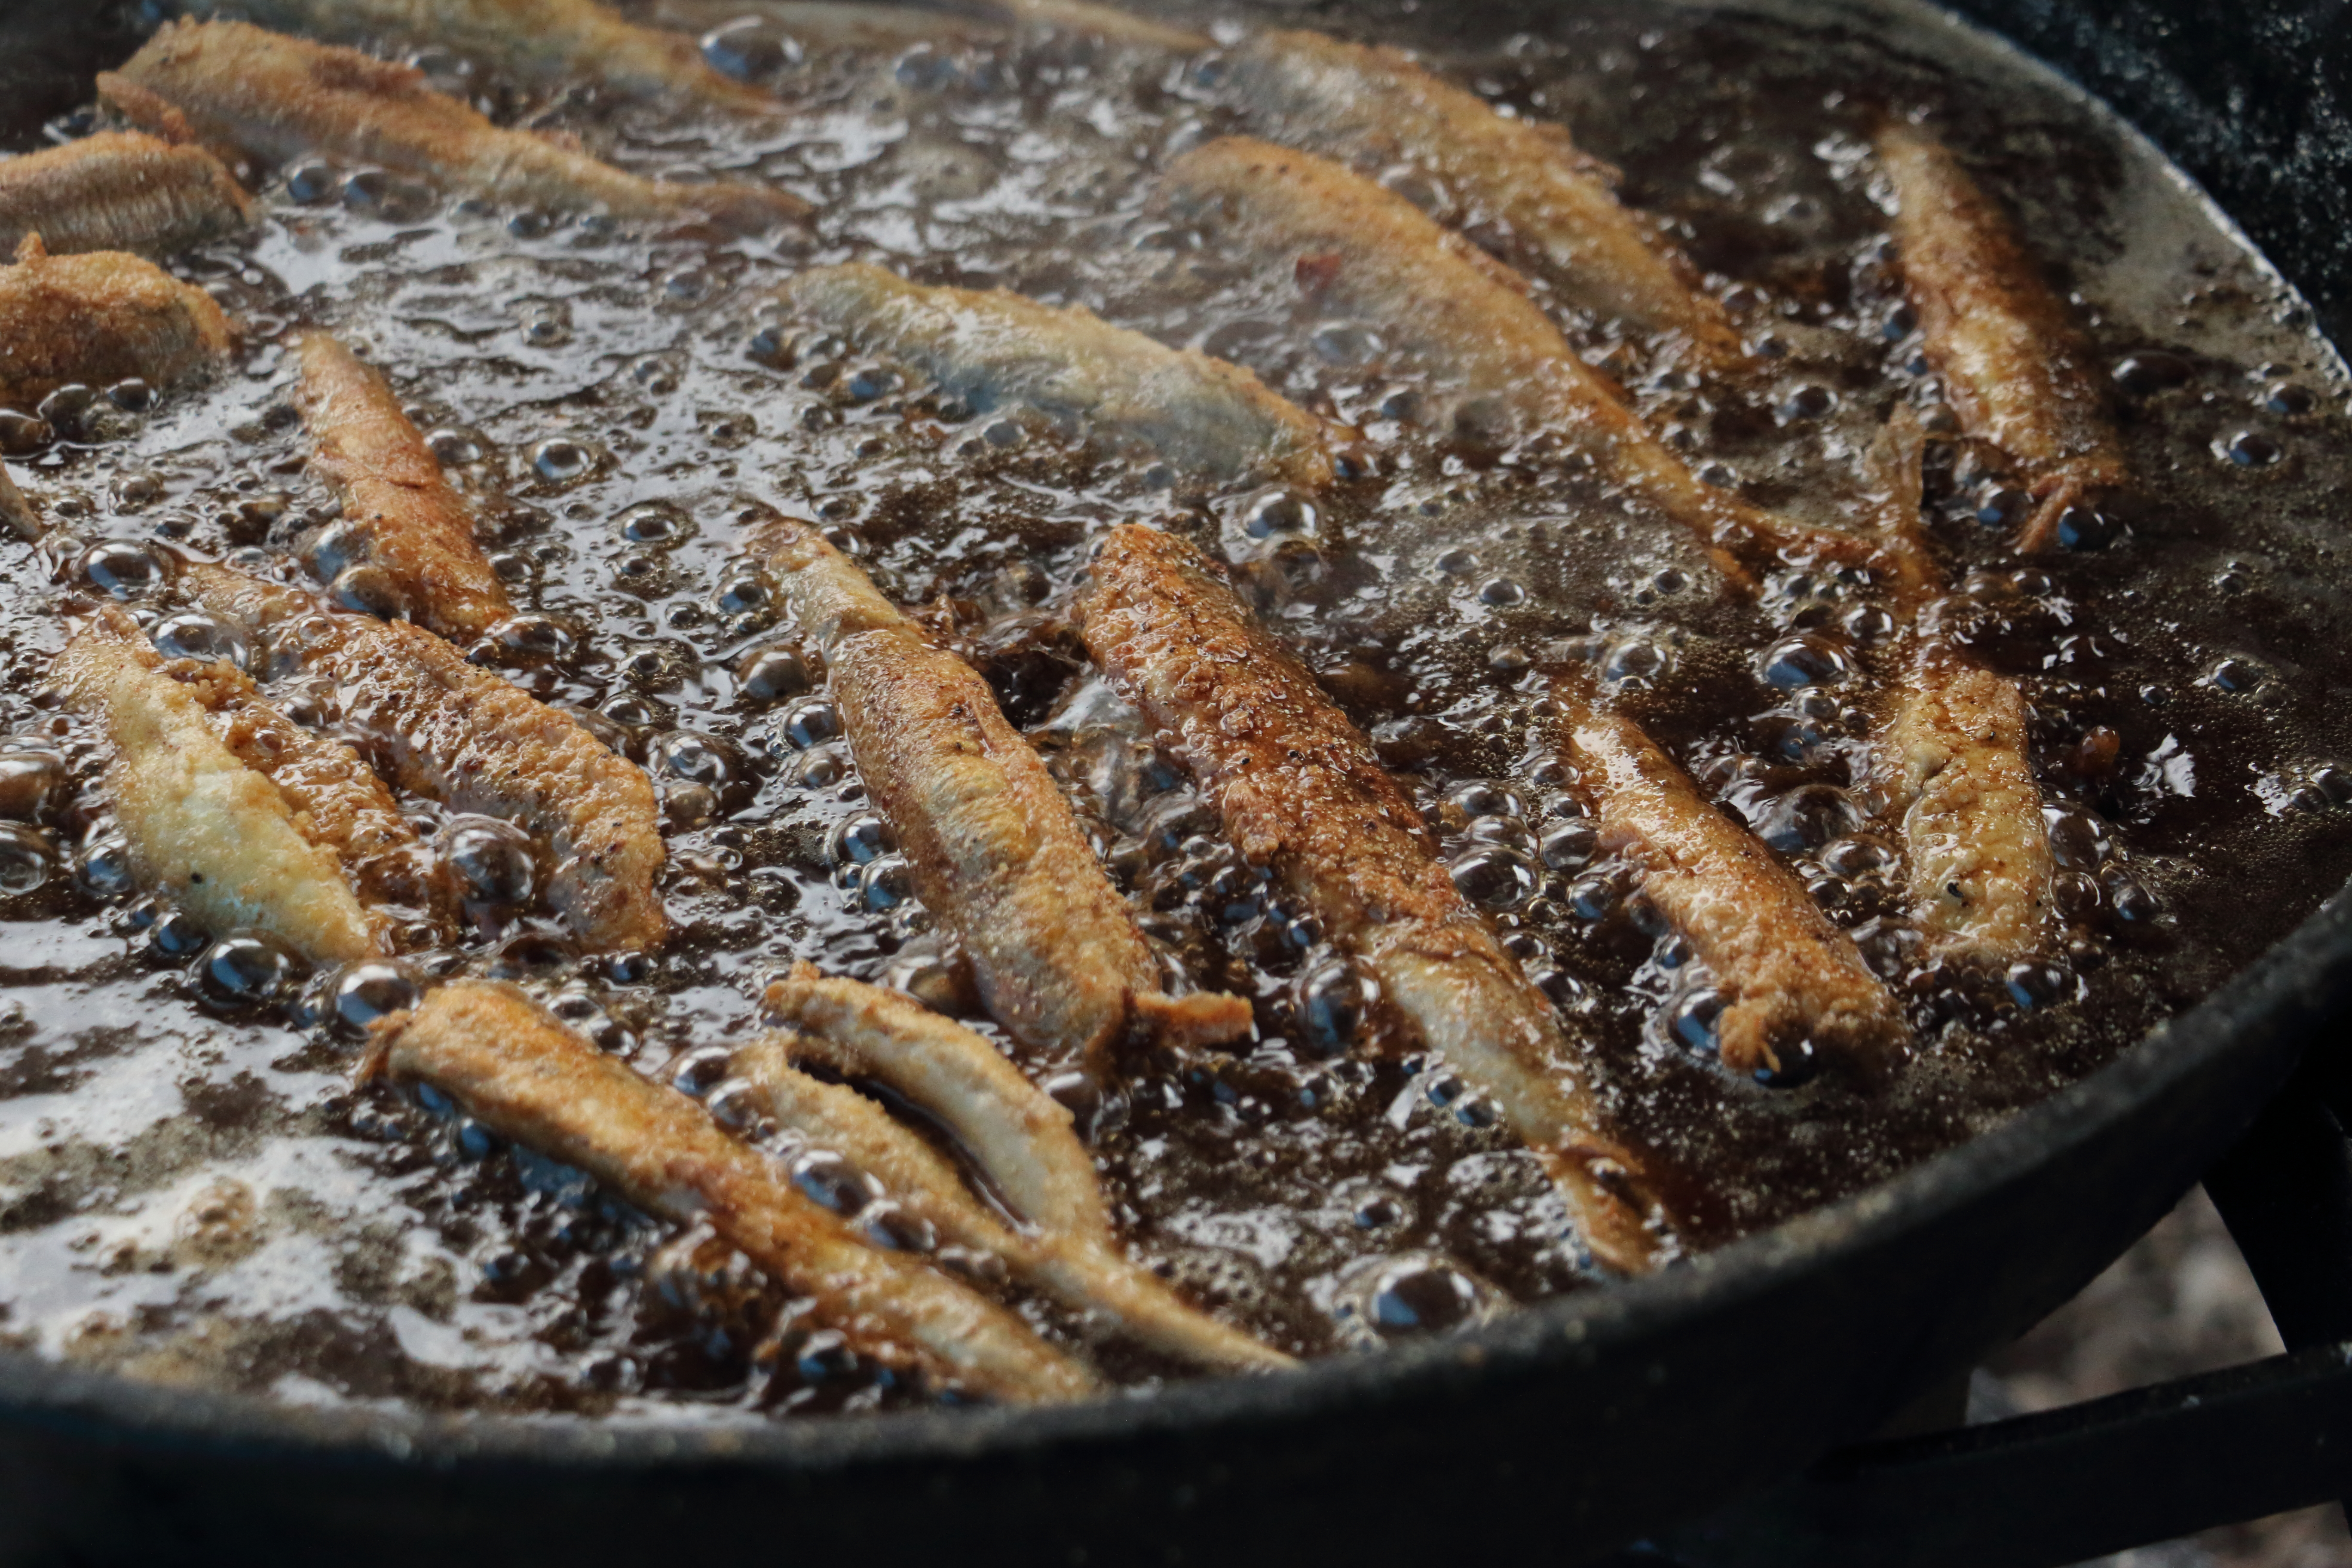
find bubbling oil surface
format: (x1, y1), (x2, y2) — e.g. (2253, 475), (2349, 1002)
(0, 0), (2345, 1418)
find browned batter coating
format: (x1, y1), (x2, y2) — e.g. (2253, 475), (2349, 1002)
(53, 608), (393, 962)
(0, 462), (36, 542)
(746, 512), (1250, 1072)
(1555, 675), (1905, 1081)
(102, 21), (808, 234)
(1883, 650), (2054, 962)
(184, 564), (667, 952)
(1078, 524), (1669, 1274)
(1877, 120), (2125, 554)
(1157, 139), (1867, 588)
(1225, 30), (1747, 372)
(0, 131), (254, 259)
(0, 234), (233, 407)
(780, 262), (1347, 488)
(187, 0), (787, 118)
(367, 981), (1094, 1404)
(293, 329), (512, 642)
(751, 965), (1292, 1372)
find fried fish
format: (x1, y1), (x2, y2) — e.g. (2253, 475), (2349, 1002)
(0, 130), (254, 260)
(0, 234), (233, 407)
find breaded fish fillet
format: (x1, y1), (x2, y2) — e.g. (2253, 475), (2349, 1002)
(102, 20), (807, 233)
(0, 131), (254, 260)
(53, 609), (389, 962)
(184, 0), (785, 117)
(1877, 120), (2124, 554)
(1157, 138), (1866, 586)
(752, 965), (1291, 1372)
(746, 512), (1250, 1071)
(293, 329), (512, 642)
(1078, 524), (1669, 1274)
(780, 262), (1346, 488)
(1883, 650), (2053, 962)
(368, 981), (1094, 1404)
(184, 564), (666, 951)
(1555, 675), (1904, 1081)
(0, 235), (233, 407)
(1224, 30), (1746, 371)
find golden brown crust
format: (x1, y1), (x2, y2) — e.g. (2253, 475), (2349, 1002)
(0, 130), (253, 259)
(1556, 677), (1905, 1080)
(1877, 120), (2125, 554)
(1157, 138), (1867, 586)
(0, 234), (233, 407)
(52, 609), (389, 962)
(184, 564), (666, 951)
(781, 262), (1346, 488)
(106, 20), (808, 233)
(754, 965), (1292, 1372)
(0, 461), (37, 541)
(1227, 30), (1746, 372)
(1883, 649), (2053, 961)
(205, 0), (788, 117)
(1078, 524), (1670, 1274)
(370, 981), (1094, 1404)
(747, 513), (1250, 1070)
(294, 330), (511, 642)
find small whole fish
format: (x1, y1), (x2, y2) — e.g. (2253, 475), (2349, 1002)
(0, 234), (234, 407)
(1079, 523), (1673, 1275)
(1877, 119), (2125, 553)
(292, 329), (513, 642)
(0, 130), (254, 260)
(1223, 29), (1747, 372)
(368, 981), (1096, 1404)
(102, 20), (808, 233)
(182, 0), (787, 119)
(781, 261), (1347, 488)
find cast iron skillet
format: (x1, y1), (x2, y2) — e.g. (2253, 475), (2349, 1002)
(1, 2), (2348, 1562)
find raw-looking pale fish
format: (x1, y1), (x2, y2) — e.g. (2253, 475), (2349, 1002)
(367, 981), (1095, 1404)
(0, 462), (37, 541)
(0, 131), (254, 259)
(1222, 30), (1746, 372)
(1877, 119), (2125, 554)
(1078, 524), (1670, 1274)
(1156, 138), (1868, 588)
(0, 234), (233, 407)
(1882, 651), (2054, 962)
(745, 513), (1251, 1072)
(747, 965), (1292, 1372)
(182, 0), (787, 118)
(293, 329), (512, 642)
(52, 608), (392, 962)
(1862, 405), (2055, 962)
(101, 21), (808, 233)
(183, 564), (667, 951)
(779, 262), (1348, 488)
(1554, 673), (1905, 1083)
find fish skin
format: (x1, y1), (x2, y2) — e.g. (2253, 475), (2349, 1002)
(369, 980), (1097, 1404)
(1157, 138), (1870, 587)
(183, 564), (668, 952)
(52, 608), (389, 963)
(0, 234), (233, 407)
(182, 0), (787, 118)
(0, 131), (254, 260)
(1555, 674), (1906, 1082)
(1078, 523), (1672, 1275)
(1877, 119), (2124, 554)
(751, 965), (1293, 1372)
(102, 19), (808, 233)
(292, 329), (512, 643)
(1223, 29), (1746, 372)
(746, 511), (1251, 1072)
(781, 261), (1347, 488)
